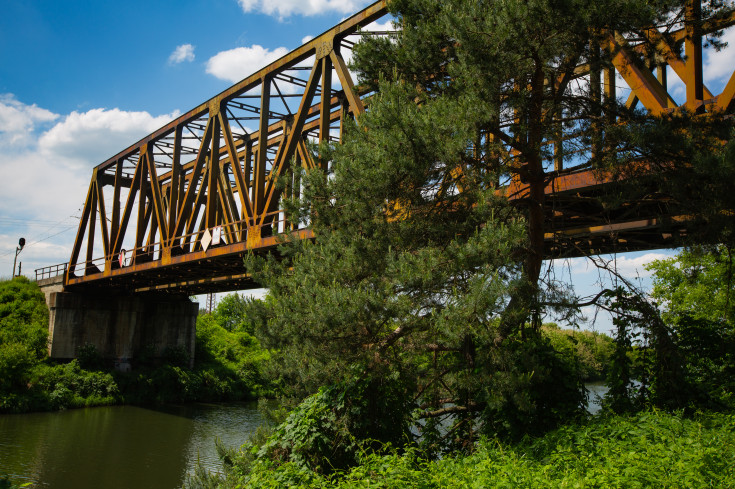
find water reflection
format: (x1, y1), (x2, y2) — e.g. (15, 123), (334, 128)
(586, 381), (608, 414)
(0, 403), (265, 489)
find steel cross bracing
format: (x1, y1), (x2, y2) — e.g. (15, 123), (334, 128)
(57, 0), (735, 295)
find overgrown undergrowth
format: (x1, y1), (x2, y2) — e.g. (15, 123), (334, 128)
(190, 410), (735, 488)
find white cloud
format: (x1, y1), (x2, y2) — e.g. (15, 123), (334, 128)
(704, 28), (735, 82)
(0, 96), (181, 276)
(168, 44), (195, 64)
(301, 35), (314, 45)
(609, 252), (674, 278)
(559, 251), (673, 279)
(364, 19), (396, 32)
(38, 107), (179, 165)
(0, 94), (58, 146)
(237, 0), (369, 18)
(206, 45), (289, 83)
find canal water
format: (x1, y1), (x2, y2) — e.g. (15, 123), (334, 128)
(0, 403), (266, 489)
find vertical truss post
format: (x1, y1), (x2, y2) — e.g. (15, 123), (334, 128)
(320, 52), (333, 147)
(167, 125), (183, 248)
(604, 63), (617, 163)
(85, 169), (99, 274)
(206, 101), (222, 230)
(134, 145), (150, 260)
(590, 41), (602, 161)
(685, 0), (704, 111)
(108, 160), (123, 271)
(254, 76), (271, 233)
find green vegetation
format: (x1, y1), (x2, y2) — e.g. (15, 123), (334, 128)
(0, 278), (272, 413)
(646, 246), (735, 409)
(241, 0), (732, 461)
(190, 411), (735, 488)
(5, 0), (735, 485)
(541, 324), (614, 382)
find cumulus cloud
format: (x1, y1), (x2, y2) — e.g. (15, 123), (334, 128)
(704, 28), (735, 82)
(168, 44), (195, 64)
(563, 252), (673, 279)
(0, 96), (181, 275)
(206, 45), (289, 83)
(39, 107), (179, 166)
(610, 252), (673, 278)
(237, 0), (370, 18)
(363, 19), (396, 32)
(0, 94), (58, 146)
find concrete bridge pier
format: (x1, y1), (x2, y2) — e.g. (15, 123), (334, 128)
(38, 276), (198, 371)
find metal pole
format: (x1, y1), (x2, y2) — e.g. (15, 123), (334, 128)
(12, 238), (25, 278)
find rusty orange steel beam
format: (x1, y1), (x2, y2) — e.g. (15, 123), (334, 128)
(91, 1), (388, 174)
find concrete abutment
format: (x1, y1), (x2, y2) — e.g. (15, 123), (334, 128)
(39, 277), (198, 370)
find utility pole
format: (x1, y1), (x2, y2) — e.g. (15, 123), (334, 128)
(12, 237), (25, 278)
(206, 293), (216, 314)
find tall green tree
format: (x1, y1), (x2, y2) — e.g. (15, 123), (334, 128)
(646, 246), (735, 408)
(246, 0), (733, 454)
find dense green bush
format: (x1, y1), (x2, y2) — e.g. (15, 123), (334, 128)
(202, 411), (735, 488)
(0, 277), (49, 357)
(252, 376), (414, 475)
(541, 324), (614, 382)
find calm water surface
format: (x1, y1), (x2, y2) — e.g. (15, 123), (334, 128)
(0, 403), (265, 489)
(586, 381), (608, 414)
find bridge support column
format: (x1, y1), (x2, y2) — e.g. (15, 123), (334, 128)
(44, 290), (198, 371)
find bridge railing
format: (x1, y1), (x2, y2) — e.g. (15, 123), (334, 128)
(68, 207), (295, 278)
(35, 263), (68, 281)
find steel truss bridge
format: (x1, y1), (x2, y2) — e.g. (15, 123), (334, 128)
(37, 0), (735, 294)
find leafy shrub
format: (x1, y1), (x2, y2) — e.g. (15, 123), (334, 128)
(248, 376), (414, 475)
(479, 332), (587, 442)
(224, 411), (735, 488)
(542, 324), (614, 381)
(0, 277), (49, 357)
(76, 343), (106, 370)
(30, 360), (120, 409)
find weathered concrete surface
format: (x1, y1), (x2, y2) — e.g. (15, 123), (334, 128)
(37, 275), (64, 304)
(44, 291), (198, 370)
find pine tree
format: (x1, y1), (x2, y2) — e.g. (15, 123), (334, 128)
(246, 0), (734, 451)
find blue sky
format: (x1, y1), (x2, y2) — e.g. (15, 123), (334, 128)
(2, 0), (733, 332)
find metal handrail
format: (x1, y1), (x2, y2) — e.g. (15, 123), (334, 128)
(67, 208), (303, 276)
(35, 262), (68, 281)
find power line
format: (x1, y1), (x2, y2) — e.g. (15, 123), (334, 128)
(0, 224), (78, 258)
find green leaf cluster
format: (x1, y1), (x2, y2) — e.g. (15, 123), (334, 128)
(646, 247), (735, 409)
(542, 324), (615, 381)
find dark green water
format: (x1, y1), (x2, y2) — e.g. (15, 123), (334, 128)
(0, 403), (265, 489)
